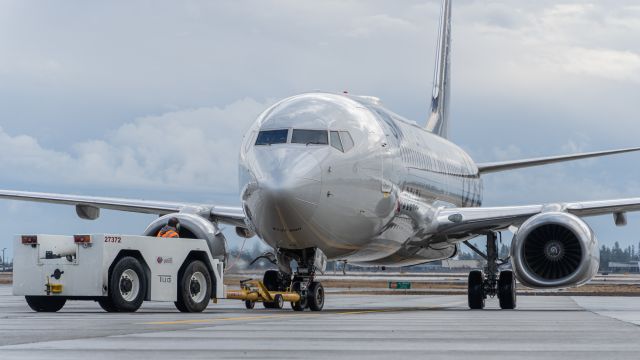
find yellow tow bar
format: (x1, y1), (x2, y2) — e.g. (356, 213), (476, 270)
(225, 279), (301, 310)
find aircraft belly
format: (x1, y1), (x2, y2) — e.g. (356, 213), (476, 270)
(349, 241), (457, 267)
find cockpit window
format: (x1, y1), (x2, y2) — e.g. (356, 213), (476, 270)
(255, 129), (288, 145)
(291, 129), (328, 145)
(339, 131), (354, 152)
(330, 131), (343, 152)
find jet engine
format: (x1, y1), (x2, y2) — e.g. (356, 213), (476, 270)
(143, 213), (227, 262)
(510, 212), (599, 289)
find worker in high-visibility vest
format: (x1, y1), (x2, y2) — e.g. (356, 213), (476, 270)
(157, 217), (180, 238)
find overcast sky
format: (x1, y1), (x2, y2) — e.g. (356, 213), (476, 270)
(1, 0), (640, 262)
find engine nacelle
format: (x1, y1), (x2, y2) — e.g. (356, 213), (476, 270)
(143, 213), (227, 262)
(511, 212), (599, 289)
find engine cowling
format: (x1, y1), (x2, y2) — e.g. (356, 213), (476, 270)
(143, 213), (227, 262)
(511, 212), (599, 289)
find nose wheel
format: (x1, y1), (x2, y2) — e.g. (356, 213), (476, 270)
(307, 281), (324, 311)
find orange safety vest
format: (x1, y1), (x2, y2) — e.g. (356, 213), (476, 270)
(157, 226), (179, 238)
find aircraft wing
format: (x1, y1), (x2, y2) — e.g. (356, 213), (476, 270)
(434, 197), (640, 237)
(0, 189), (247, 227)
(476, 147), (640, 174)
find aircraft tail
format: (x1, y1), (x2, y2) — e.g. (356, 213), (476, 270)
(425, 0), (452, 139)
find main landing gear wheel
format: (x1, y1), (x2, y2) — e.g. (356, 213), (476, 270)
(307, 281), (324, 311)
(175, 260), (212, 313)
(245, 300), (255, 309)
(25, 296), (66, 312)
(465, 232), (519, 310)
(468, 270), (485, 310)
(498, 270), (517, 310)
(105, 256), (146, 312)
(291, 282), (307, 311)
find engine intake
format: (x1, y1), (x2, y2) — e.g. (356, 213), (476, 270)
(511, 212), (599, 289)
(143, 213), (227, 262)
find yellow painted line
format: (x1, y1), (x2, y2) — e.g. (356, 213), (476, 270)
(142, 313), (314, 325)
(141, 301), (464, 326)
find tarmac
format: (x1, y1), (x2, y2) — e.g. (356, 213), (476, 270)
(1, 284), (639, 359)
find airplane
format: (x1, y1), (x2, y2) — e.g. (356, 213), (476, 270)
(3, 0), (640, 311)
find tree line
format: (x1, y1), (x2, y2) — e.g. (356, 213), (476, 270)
(598, 242), (640, 271)
(458, 241), (640, 272)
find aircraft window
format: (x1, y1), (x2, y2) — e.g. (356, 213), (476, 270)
(292, 129), (328, 145)
(255, 129), (288, 145)
(339, 131), (354, 152)
(330, 131), (343, 152)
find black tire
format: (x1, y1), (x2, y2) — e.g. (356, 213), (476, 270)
(245, 300), (255, 309)
(263, 270), (290, 292)
(97, 297), (118, 312)
(25, 296), (66, 312)
(307, 281), (324, 311)
(174, 299), (188, 312)
(175, 260), (212, 313)
(273, 294), (284, 309)
(468, 270), (485, 310)
(263, 294), (284, 309)
(108, 256), (146, 312)
(263, 270), (280, 291)
(498, 270), (517, 310)
(291, 282), (307, 311)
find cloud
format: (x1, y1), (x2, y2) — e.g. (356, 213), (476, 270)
(0, 0), (639, 253)
(558, 47), (640, 83)
(348, 14), (418, 38)
(0, 98), (272, 192)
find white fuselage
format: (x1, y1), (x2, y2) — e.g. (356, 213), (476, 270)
(239, 92), (482, 266)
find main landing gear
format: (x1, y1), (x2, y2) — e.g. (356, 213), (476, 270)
(465, 232), (516, 310)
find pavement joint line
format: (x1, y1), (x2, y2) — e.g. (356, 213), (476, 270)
(140, 301), (465, 326)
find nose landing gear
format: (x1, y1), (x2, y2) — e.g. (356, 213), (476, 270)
(465, 232), (517, 310)
(262, 248), (326, 311)
(230, 248), (326, 311)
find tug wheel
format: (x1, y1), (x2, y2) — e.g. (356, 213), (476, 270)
(25, 296), (66, 312)
(97, 297), (117, 312)
(175, 260), (212, 313)
(108, 256), (146, 312)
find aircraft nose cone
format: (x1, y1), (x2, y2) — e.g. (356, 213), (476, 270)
(244, 148), (322, 247)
